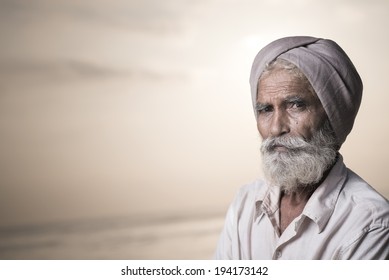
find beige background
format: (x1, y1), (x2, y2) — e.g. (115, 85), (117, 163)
(0, 0), (388, 259)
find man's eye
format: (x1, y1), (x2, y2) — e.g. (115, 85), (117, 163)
(290, 100), (306, 109)
(257, 106), (272, 114)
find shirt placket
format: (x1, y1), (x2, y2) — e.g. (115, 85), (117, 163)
(272, 215), (305, 259)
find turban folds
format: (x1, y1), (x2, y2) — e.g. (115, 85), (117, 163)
(249, 36), (363, 146)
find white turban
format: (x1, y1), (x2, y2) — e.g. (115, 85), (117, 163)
(249, 36), (363, 146)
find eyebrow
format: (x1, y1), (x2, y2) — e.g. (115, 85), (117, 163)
(255, 95), (309, 112)
(285, 95), (306, 104)
(256, 95), (305, 106)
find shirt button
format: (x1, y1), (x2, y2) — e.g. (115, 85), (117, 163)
(275, 250), (282, 259)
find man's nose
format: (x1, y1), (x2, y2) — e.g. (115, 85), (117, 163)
(270, 110), (290, 137)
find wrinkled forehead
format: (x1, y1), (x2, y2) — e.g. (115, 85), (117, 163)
(257, 60), (318, 101)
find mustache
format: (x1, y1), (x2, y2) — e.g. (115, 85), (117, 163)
(261, 136), (313, 153)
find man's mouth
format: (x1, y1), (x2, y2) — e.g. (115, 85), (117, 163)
(271, 144), (288, 152)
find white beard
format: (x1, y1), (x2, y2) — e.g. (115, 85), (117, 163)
(260, 122), (338, 193)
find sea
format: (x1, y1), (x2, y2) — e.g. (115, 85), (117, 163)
(0, 212), (225, 260)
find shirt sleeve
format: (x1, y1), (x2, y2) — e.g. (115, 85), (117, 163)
(213, 201), (235, 259)
(337, 225), (389, 260)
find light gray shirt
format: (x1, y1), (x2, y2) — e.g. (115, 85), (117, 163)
(214, 155), (389, 259)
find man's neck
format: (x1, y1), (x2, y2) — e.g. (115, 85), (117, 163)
(278, 165), (331, 235)
(278, 189), (313, 235)
(278, 161), (337, 234)
(277, 153), (339, 235)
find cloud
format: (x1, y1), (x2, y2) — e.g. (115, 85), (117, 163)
(0, 0), (199, 86)
(0, 59), (119, 81)
(0, 58), (189, 86)
(0, 0), (202, 35)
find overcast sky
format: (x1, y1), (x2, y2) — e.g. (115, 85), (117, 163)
(1, 0), (389, 227)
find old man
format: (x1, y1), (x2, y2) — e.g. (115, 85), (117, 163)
(215, 36), (389, 259)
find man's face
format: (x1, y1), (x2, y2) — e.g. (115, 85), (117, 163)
(256, 68), (327, 143)
(256, 68), (337, 191)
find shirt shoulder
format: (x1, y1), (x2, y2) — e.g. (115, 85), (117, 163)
(340, 168), (389, 227)
(331, 168), (389, 259)
(226, 179), (270, 221)
(234, 179), (269, 205)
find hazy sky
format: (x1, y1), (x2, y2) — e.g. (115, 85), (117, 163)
(1, 0), (389, 227)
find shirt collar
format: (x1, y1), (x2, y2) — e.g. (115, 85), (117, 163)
(254, 154), (348, 232)
(254, 182), (281, 221)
